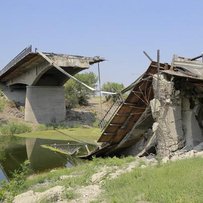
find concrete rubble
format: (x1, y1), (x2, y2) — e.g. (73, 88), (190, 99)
(13, 186), (65, 203)
(133, 56), (203, 159)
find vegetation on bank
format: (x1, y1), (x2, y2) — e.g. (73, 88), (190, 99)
(0, 122), (32, 136)
(0, 161), (30, 202)
(64, 72), (98, 108)
(103, 157), (203, 203)
(0, 156), (134, 202)
(1, 157), (203, 202)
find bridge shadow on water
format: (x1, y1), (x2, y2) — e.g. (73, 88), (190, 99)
(0, 135), (94, 183)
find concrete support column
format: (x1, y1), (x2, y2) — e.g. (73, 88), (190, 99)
(151, 74), (184, 157)
(25, 86), (66, 124)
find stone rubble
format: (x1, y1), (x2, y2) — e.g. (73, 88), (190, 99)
(13, 186), (65, 203)
(12, 152), (203, 203)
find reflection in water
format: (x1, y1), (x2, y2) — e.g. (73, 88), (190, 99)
(0, 136), (26, 179)
(26, 138), (69, 171)
(0, 136), (95, 182)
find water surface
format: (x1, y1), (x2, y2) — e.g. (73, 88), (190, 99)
(0, 135), (94, 183)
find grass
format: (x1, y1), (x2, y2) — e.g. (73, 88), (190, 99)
(102, 157), (203, 203)
(0, 122), (32, 136)
(0, 92), (7, 112)
(0, 156), (133, 202)
(16, 127), (101, 144)
(12, 157), (134, 194)
(2, 156), (203, 202)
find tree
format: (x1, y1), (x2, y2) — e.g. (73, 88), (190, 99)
(102, 82), (125, 102)
(64, 72), (97, 108)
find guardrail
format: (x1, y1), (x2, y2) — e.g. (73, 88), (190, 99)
(0, 45), (32, 77)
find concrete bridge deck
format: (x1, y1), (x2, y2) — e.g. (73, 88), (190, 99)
(0, 45), (103, 86)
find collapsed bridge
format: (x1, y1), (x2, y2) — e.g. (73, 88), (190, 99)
(90, 55), (203, 158)
(2, 46), (203, 158)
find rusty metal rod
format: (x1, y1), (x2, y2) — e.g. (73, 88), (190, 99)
(143, 51), (153, 62)
(191, 54), (203, 61)
(157, 49), (160, 99)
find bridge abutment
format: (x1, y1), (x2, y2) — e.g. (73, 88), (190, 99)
(25, 86), (66, 124)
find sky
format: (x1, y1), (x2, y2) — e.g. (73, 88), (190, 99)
(1, 1), (203, 86)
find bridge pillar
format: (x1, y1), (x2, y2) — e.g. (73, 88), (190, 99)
(25, 86), (66, 124)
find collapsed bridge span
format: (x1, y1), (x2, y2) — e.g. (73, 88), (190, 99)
(89, 55), (203, 158)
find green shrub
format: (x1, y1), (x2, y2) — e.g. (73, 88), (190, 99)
(0, 161), (30, 202)
(36, 123), (67, 131)
(0, 122), (32, 136)
(64, 72), (97, 108)
(102, 82), (125, 102)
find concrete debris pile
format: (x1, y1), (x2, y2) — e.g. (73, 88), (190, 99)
(91, 54), (203, 159)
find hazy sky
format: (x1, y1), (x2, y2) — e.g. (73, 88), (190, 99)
(1, 1), (203, 86)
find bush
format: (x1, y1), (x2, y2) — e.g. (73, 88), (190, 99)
(0, 161), (30, 202)
(102, 82), (125, 102)
(0, 122), (32, 136)
(64, 72), (98, 108)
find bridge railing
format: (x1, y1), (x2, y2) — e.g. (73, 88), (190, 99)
(0, 45), (32, 77)
(99, 94), (124, 130)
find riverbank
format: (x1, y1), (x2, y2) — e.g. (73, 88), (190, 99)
(1, 155), (203, 202)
